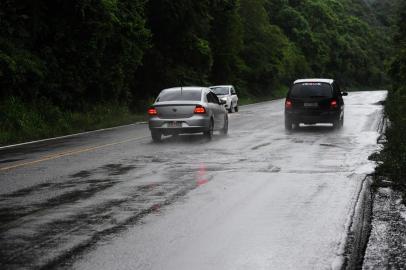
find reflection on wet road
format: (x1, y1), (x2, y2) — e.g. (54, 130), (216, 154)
(0, 91), (386, 269)
(0, 157), (215, 269)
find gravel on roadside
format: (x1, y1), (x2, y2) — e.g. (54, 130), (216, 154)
(363, 187), (406, 269)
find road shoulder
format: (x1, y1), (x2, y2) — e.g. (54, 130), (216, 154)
(363, 188), (406, 269)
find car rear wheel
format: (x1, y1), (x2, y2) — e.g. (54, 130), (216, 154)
(285, 118), (293, 130)
(234, 105), (239, 112)
(220, 115), (228, 135)
(204, 119), (214, 140)
(151, 131), (162, 142)
(333, 117), (341, 129)
(228, 104), (234, 113)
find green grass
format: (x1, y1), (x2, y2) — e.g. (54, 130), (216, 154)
(0, 97), (146, 146)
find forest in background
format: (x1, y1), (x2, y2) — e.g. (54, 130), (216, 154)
(0, 0), (402, 144)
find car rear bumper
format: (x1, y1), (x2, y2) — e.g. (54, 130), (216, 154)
(285, 110), (340, 124)
(149, 116), (210, 135)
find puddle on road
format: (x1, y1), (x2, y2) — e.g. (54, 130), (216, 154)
(320, 143), (340, 148)
(0, 182), (53, 199)
(251, 142), (272, 150)
(71, 170), (93, 178)
(71, 163), (138, 179)
(102, 164), (137, 176)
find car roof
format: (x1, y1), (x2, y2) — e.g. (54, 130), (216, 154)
(161, 87), (209, 92)
(293, 78), (334, 85)
(209, 85), (233, 88)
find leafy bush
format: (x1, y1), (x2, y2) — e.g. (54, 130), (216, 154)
(376, 1), (406, 197)
(376, 91), (406, 192)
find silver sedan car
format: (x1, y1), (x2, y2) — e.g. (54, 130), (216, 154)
(148, 87), (229, 142)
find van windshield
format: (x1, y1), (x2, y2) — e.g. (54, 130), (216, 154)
(156, 90), (202, 102)
(290, 83), (332, 98)
(210, 87), (229, 95)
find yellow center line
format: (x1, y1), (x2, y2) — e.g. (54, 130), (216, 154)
(0, 136), (149, 172)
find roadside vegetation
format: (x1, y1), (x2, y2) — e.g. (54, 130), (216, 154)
(0, 0), (400, 146)
(376, 1), (406, 199)
(0, 97), (145, 145)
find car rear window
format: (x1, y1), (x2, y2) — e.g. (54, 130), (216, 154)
(210, 87), (229, 95)
(156, 90), (202, 102)
(290, 83), (333, 98)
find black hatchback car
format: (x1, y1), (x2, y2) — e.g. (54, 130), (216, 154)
(284, 78), (348, 130)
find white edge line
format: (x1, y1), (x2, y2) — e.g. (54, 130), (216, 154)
(0, 122), (148, 150)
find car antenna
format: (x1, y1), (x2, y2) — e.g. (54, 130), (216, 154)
(180, 77), (184, 95)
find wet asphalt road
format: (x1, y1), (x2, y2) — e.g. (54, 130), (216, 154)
(0, 91), (386, 269)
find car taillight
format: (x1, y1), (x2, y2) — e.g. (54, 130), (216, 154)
(194, 105), (206, 114)
(148, 107), (157, 116)
(285, 99), (293, 109)
(330, 99), (338, 109)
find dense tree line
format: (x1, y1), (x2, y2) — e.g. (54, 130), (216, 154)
(0, 0), (150, 109)
(0, 0), (399, 111)
(376, 0), (406, 196)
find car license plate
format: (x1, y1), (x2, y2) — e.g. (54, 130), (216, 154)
(304, 102), (318, 107)
(168, 121), (182, 128)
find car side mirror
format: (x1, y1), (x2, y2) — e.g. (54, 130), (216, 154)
(219, 99), (226, 105)
(341, 92), (348, 96)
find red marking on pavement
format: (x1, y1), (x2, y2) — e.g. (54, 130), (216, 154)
(197, 164), (208, 186)
(197, 179), (209, 186)
(151, 203), (161, 213)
